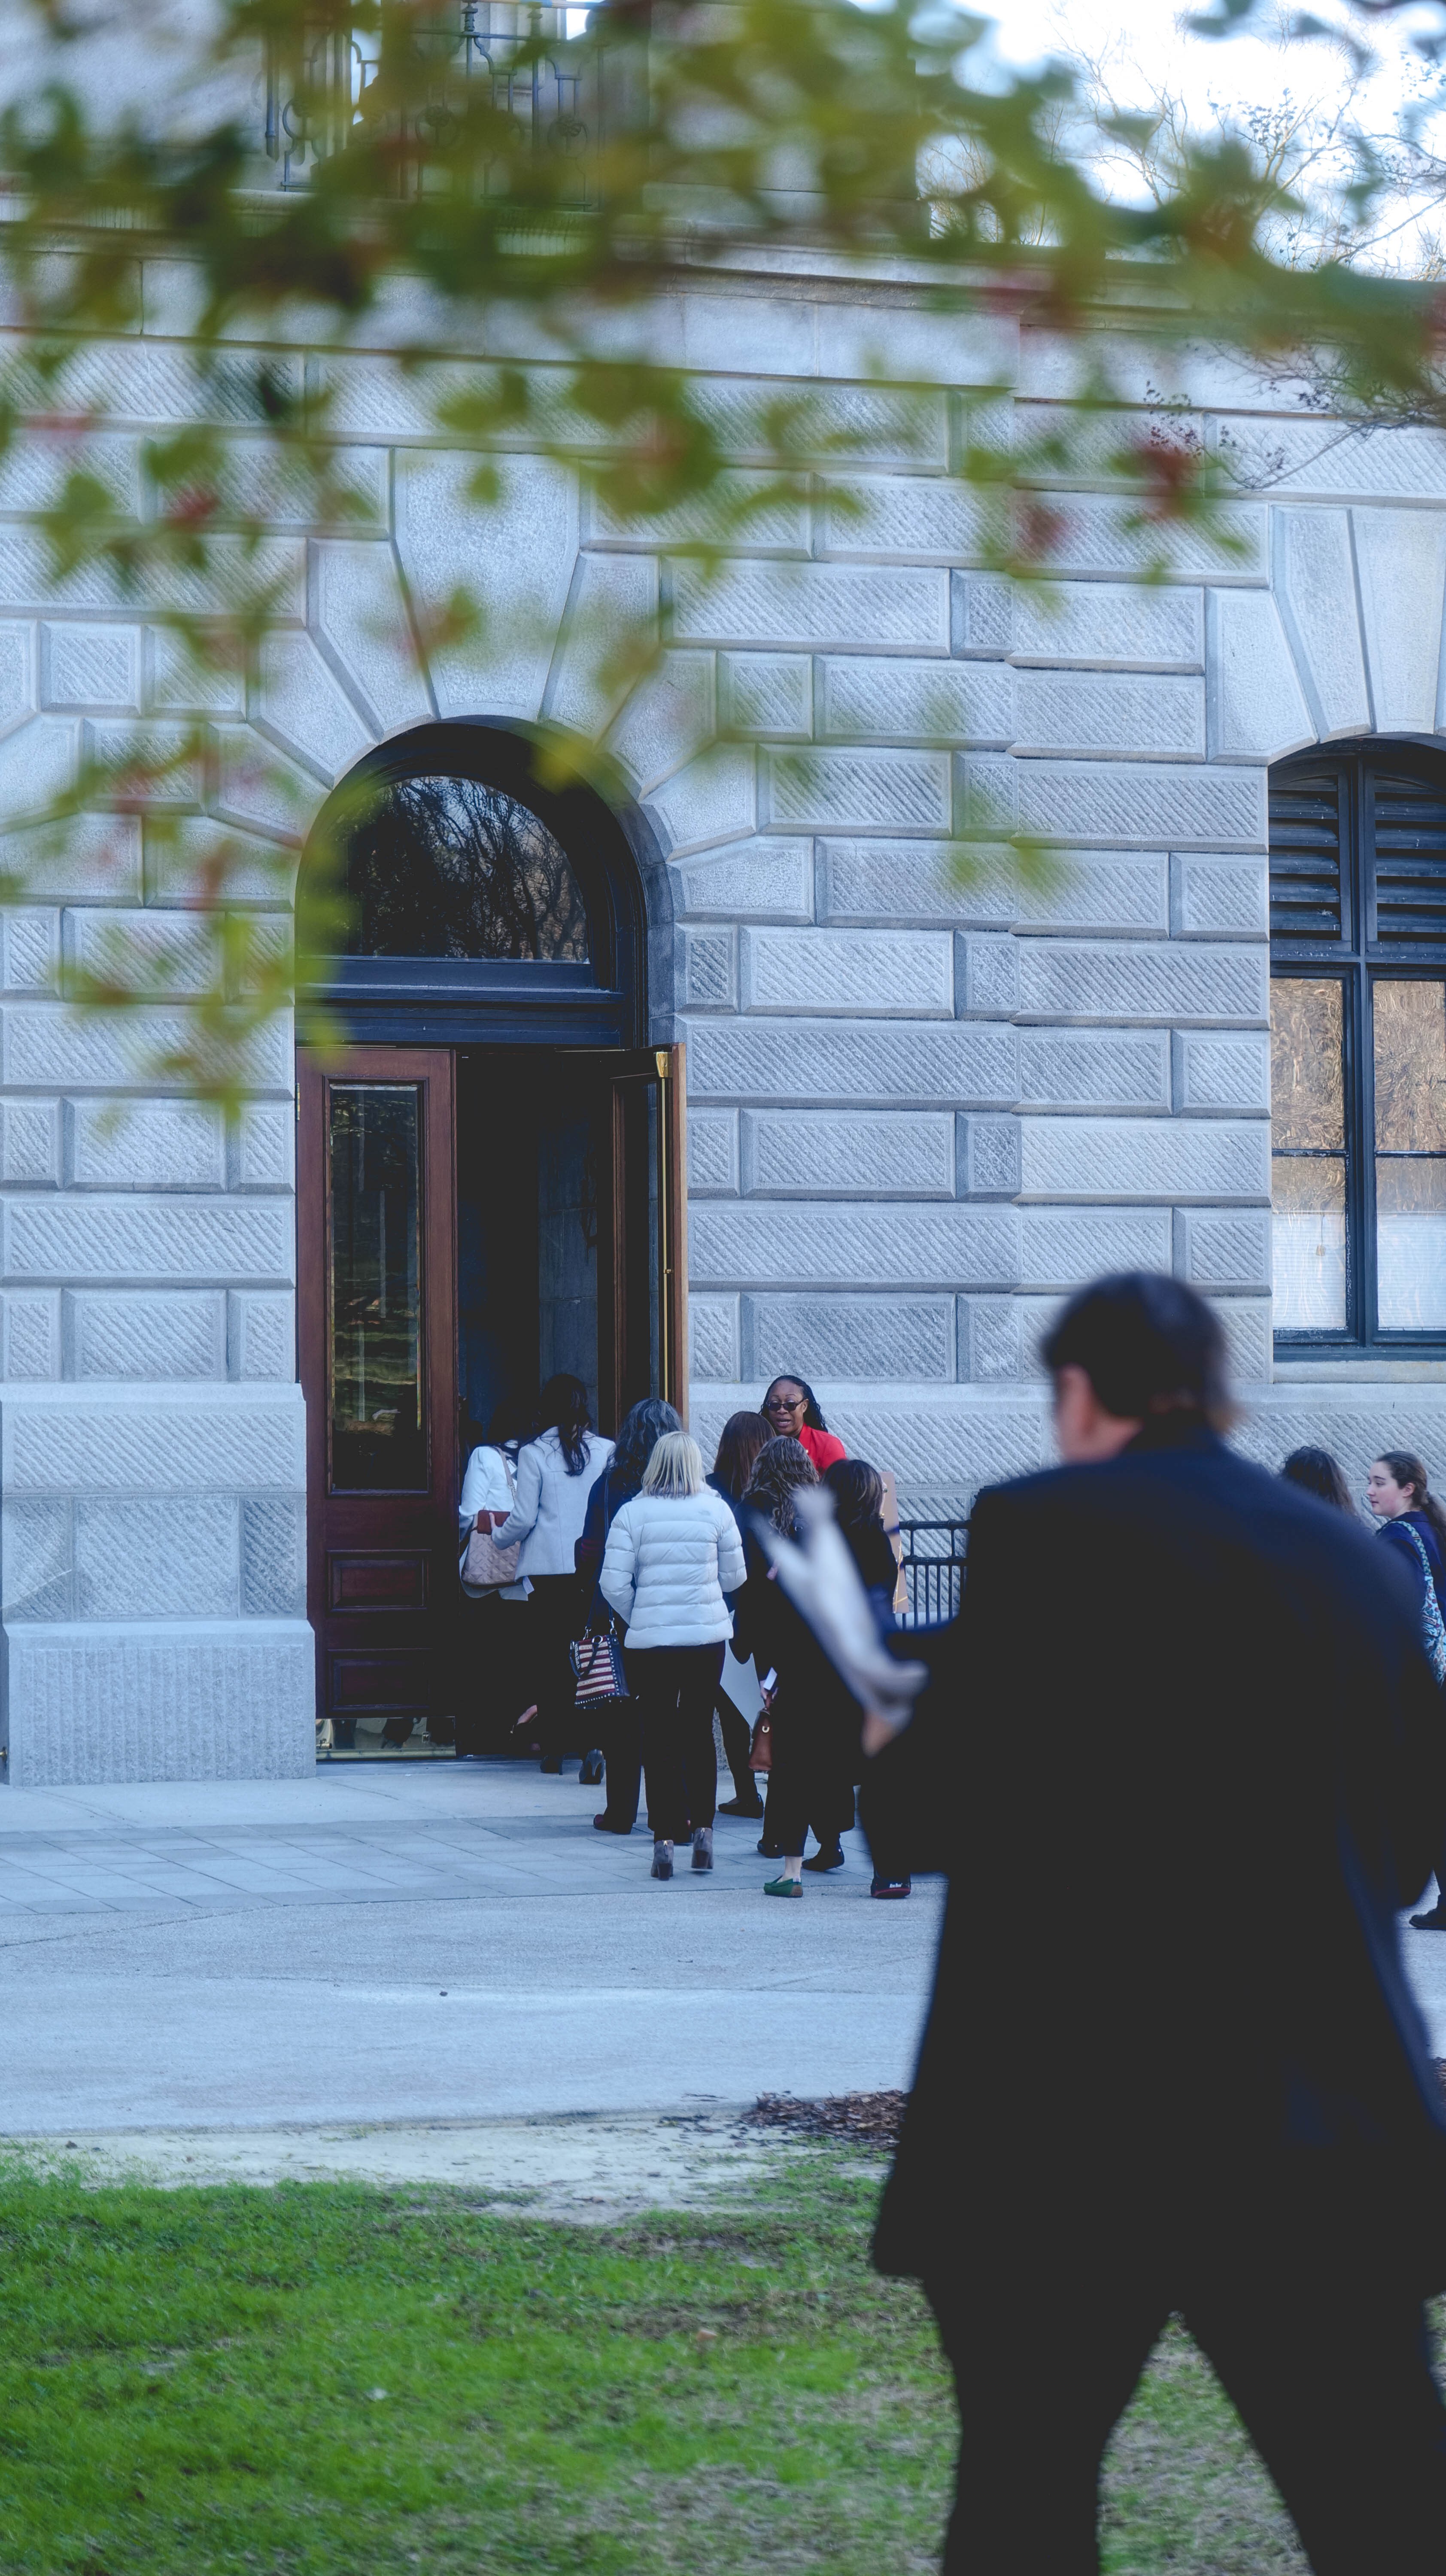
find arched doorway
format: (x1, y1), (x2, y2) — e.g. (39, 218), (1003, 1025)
(295, 724), (686, 1757)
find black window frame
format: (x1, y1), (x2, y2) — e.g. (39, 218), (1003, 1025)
(1270, 738), (1446, 1358)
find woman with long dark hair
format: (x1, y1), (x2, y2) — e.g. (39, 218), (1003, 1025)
(575, 1395), (680, 1831)
(1366, 1449), (1446, 1930)
(761, 1376), (846, 1475)
(824, 1459), (911, 1897)
(733, 1434), (859, 1895)
(708, 1409), (773, 1819)
(492, 1373), (612, 1773)
(1280, 1446), (1355, 1513)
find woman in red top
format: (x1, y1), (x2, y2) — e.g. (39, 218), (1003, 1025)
(762, 1377), (846, 1473)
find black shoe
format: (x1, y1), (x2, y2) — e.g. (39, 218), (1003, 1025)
(719, 1793), (765, 1819)
(1410, 1908), (1446, 1929)
(803, 1843), (845, 1873)
(756, 1836), (782, 1859)
(871, 1876), (912, 1899)
(579, 1751), (605, 1786)
(594, 1813), (634, 1835)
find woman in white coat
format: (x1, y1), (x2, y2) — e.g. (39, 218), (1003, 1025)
(455, 1394), (532, 1755)
(601, 1431), (747, 1880)
(490, 1373), (613, 1771)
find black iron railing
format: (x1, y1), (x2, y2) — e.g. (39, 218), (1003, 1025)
(896, 1518), (968, 1628)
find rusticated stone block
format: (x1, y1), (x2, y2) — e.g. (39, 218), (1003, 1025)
(227, 1103), (294, 1193)
(961, 756), (1267, 851)
(146, 625), (247, 718)
(719, 654), (813, 741)
(674, 839), (814, 926)
(226, 1290), (295, 1382)
(63, 903), (222, 1000)
(546, 552), (659, 738)
(242, 1497), (305, 1617)
(1, 1000), (290, 1096)
(75, 1498), (239, 1621)
(680, 929), (737, 1012)
(0, 1382), (305, 1494)
(1206, 589), (1314, 763)
(1271, 510), (1370, 742)
(959, 1294), (1021, 1381)
(740, 1108), (956, 1198)
(689, 1294), (740, 1381)
(955, 934), (1019, 1017)
(587, 472), (808, 554)
(1, 1497), (70, 1617)
(1213, 1297), (1273, 1386)
(0, 1293), (61, 1382)
(817, 477), (1006, 564)
(41, 625), (139, 714)
(739, 926), (954, 1018)
(1218, 419), (1446, 502)
(688, 1108), (740, 1196)
(0, 1100), (61, 1186)
(1169, 851), (1268, 939)
(144, 817), (299, 911)
(395, 449), (580, 723)
(0, 430), (137, 518)
(1011, 671), (1205, 761)
(3, 1618), (315, 1786)
(683, 1014), (1017, 1107)
(64, 1288), (226, 1382)
(822, 841), (1169, 938)
(0, 529), (304, 621)
(744, 1293), (956, 1381)
(762, 747), (952, 834)
(1015, 939), (1267, 1027)
(1173, 1206), (1271, 1291)
(671, 560), (949, 654)
(210, 726), (324, 844)
(64, 1097), (227, 1192)
(1018, 1030), (1171, 1113)
(1019, 1115), (1268, 1202)
(0, 911), (60, 995)
(254, 629), (374, 784)
(690, 380), (949, 471)
(3, 1197), (295, 1287)
(953, 575), (1204, 670)
(688, 1201), (1019, 1291)
(647, 746), (756, 857)
(1038, 492), (1267, 582)
(959, 1115), (1021, 1199)
(308, 540), (432, 737)
(607, 653), (715, 794)
(1017, 1205), (1173, 1289)
(1, 814), (140, 906)
(0, 717), (79, 828)
(1171, 1031), (1270, 1114)
(1352, 507), (1446, 733)
(6, 340), (303, 432)
(819, 660), (1012, 747)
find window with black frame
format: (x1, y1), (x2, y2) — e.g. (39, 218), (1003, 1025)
(1270, 744), (1446, 1352)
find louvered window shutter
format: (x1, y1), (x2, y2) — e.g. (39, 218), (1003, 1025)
(1370, 769), (1446, 953)
(1268, 765), (1346, 947)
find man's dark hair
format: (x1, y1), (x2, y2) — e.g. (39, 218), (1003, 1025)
(1041, 1273), (1232, 1428)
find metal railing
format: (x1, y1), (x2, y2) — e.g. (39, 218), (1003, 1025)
(896, 1518), (968, 1628)
(264, 5), (601, 195)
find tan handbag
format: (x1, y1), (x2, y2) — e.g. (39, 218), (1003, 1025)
(460, 1453), (522, 1595)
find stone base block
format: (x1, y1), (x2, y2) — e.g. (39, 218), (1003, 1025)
(1, 1618), (315, 1786)
(690, 1377), (1446, 1521)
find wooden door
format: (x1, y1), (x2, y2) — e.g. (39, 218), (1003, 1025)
(298, 1047), (457, 1750)
(594, 1043), (689, 1431)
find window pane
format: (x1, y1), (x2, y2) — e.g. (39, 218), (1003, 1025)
(1376, 1159), (1446, 1330)
(339, 774), (589, 961)
(1272, 1155), (1346, 1331)
(1373, 980), (1446, 1151)
(329, 1085), (426, 1492)
(1270, 979), (1344, 1149)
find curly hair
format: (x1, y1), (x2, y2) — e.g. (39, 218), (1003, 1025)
(744, 1434), (819, 1536)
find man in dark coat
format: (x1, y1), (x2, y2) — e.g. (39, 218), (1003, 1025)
(861, 1272), (1446, 2574)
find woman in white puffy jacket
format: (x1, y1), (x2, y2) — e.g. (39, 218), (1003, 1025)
(600, 1431), (747, 1881)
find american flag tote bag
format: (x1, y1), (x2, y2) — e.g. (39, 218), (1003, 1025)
(570, 1629), (630, 1708)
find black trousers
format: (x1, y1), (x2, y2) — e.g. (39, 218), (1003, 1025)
(524, 1574), (588, 1755)
(632, 1643), (725, 1843)
(597, 1695), (643, 1831)
(453, 1591), (529, 1755)
(715, 1686), (759, 1801)
(764, 1683), (856, 1856)
(924, 2250), (1446, 2574)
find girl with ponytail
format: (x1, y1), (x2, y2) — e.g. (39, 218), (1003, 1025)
(1369, 1452), (1446, 1929)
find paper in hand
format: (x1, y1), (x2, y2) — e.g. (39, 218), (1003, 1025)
(753, 1487), (929, 1733)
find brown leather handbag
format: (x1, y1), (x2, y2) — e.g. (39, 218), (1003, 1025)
(749, 1710), (774, 1772)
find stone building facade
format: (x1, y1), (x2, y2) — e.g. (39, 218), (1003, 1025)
(2, 195), (1446, 1779)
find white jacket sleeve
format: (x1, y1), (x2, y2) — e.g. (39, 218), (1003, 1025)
(492, 1443), (541, 1551)
(459, 1446), (511, 1534)
(600, 1502), (640, 1626)
(716, 1500), (747, 1601)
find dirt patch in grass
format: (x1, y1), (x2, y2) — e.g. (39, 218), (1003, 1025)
(748, 2092), (907, 2146)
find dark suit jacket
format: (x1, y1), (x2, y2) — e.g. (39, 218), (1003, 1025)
(862, 1423), (1446, 2286)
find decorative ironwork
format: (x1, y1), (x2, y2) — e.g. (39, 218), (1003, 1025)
(264, 5), (598, 196)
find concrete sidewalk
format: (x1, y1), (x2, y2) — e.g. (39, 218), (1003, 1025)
(0, 1758), (940, 2136)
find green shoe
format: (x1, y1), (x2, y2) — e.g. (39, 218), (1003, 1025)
(763, 1873), (802, 1899)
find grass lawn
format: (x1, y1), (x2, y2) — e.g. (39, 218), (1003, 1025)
(0, 2145), (1346, 2573)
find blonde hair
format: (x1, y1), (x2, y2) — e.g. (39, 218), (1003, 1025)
(641, 1431), (705, 1498)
